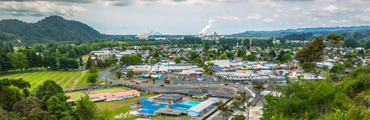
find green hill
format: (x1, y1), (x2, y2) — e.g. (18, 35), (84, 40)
(0, 16), (107, 45)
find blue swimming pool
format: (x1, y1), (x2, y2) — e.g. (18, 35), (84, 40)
(139, 103), (167, 115)
(182, 101), (201, 107)
(138, 109), (155, 115)
(170, 101), (201, 110)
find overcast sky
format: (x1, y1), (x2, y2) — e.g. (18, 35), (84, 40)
(1, 0), (370, 35)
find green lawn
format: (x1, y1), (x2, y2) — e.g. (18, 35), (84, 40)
(89, 87), (131, 94)
(96, 92), (156, 114)
(0, 70), (92, 90)
(65, 91), (86, 101)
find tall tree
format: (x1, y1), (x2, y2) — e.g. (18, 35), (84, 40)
(7, 53), (29, 71)
(75, 95), (97, 120)
(46, 93), (73, 119)
(43, 56), (58, 70)
(295, 36), (326, 73)
(127, 71), (134, 79)
(116, 71), (122, 79)
(326, 33), (344, 48)
(87, 74), (98, 85)
(35, 80), (64, 105)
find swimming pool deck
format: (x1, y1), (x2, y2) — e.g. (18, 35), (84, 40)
(156, 108), (187, 116)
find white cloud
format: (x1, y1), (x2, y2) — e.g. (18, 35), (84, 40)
(355, 14), (370, 22)
(260, 1), (282, 8)
(263, 18), (274, 22)
(313, 17), (320, 21)
(276, 9), (283, 13)
(0, 1), (86, 16)
(323, 5), (339, 13)
(247, 14), (261, 20)
(215, 16), (240, 20)
(329, 19), (350, 23)
(291, 7), (301, 11)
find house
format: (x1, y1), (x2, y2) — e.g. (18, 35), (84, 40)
(153, 94), (183, 104)
(187, 98), (218, 117)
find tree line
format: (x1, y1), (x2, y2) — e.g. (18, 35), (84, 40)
(0, 41), (124, 73)
(0, 79), (114, 120)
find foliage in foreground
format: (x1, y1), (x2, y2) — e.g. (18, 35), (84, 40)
(262, 66), (370, 120)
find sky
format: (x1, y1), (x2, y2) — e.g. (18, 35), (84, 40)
(0, 0), (370, 35)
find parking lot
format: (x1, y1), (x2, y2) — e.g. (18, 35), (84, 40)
(170, 76), (224, 85)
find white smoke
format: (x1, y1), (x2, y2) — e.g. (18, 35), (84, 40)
(199, 16), (240, 35)
(136, 30), (154, 40)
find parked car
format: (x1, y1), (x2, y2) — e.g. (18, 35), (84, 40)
(160, 84), (164, 87)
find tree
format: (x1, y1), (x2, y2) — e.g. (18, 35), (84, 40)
(12, 97), (40, 117)
(0, 49), (13, 72)
(87, 74), (98, 85)
(27, 50), (38, 69)
(96, 59), (105, 69)
(85, 57), (94, 69)
(247, 54), (257, 61)
(46, 93), (73, 119)
(252, 81), (264, 96)
(68, 50), (78, 58)
(116, 71), (122, 79)
(174, 57), (181, 64)
(366, 41), (370, 49)
(7, 52), (29, 71)
(127, 71), (134, 79)
(343, 38), (359, 48)
(281, 53), (292, 63)
(120, 55), (142, 65)
(152, 77), (156, 84)
(35, 80), (64, 105)
(76, 95), (97, 120)
(326, 33), (344, 48)
(295, 36), (326, 73)
(89, 64), (97, 73)
(217, 100), (233, 120)
(43, 56), (58, 70)
(218, 54), (228, 59)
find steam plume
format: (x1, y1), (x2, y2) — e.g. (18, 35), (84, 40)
(136, 30), (153, 40)
(199, 16), (240, 35)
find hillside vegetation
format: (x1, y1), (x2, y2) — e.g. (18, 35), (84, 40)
(262, 66), (370, 119)
(0, 16), (106, 45)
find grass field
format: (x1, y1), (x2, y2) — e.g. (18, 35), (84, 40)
(66, 91), (86, 101)
(89, 87), (131, 94)
(0, 70), (93, 89)
(96, 92), (157, 114)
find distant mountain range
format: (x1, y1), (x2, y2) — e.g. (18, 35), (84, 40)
(1, 15), (370, 45)
(228, 26), (370, 40)
(0, 16), (108, 45)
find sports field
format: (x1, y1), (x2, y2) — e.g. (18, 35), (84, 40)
(0, 70), (92, 89)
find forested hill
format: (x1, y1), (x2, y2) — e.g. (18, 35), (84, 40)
(0, 16), (107, 45)
(228, 26), (370, 39)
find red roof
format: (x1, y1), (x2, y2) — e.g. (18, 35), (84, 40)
(88, 90), (140, 99)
